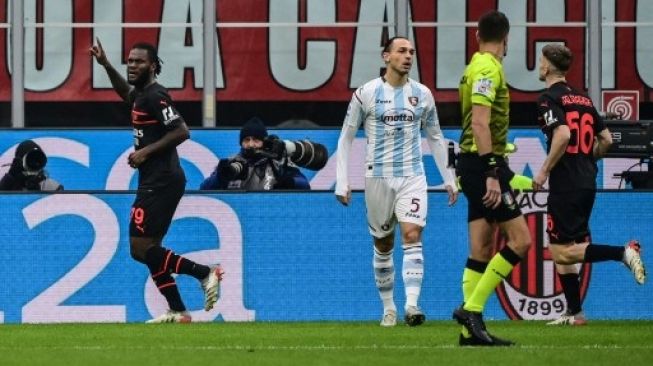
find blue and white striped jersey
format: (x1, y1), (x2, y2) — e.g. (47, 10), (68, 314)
(336, 77), (454, 196)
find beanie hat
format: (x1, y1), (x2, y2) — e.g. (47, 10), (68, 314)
(239, 117), (268, 144)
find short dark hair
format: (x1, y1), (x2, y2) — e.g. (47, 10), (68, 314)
(381, 36), (410, 54)
(478, 11), (510, 42)
(131, 42), (163, 75)
(542, 43), (573, 73)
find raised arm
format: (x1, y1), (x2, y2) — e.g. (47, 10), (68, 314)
(89, 37), (131, 101)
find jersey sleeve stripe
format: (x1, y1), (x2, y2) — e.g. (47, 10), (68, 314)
(392, 86), (406, 177)
(354, 91), (363, 105)
(411, 84), (425, 175)
(372, 82), (386, 177)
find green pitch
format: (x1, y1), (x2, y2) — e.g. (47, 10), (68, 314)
(1, 321), (652, 366)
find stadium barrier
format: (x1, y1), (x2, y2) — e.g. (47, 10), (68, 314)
(0, 128), (646, 190)
(0, 190), (650, 324)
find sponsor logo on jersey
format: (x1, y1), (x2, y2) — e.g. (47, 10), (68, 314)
(404, 212), (420, 219)
(133, 128), (144, 147)
(494, 191), (592, 320)
(376, 99), (392, 104)
(381, 108), (415, 127)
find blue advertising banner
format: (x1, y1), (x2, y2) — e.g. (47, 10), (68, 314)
(0, 191), (650, 324)
(0, 128), (644, 191)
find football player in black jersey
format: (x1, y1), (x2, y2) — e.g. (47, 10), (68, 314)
(91, 38), (223, 323)
(533, 43), (646, 326)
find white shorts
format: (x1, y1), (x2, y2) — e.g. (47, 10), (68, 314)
(364, 175), (428, 238)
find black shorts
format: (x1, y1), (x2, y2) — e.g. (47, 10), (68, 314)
(457, 154), (522, 223)
(129, 179), (185, 238)
(547, 190), (595, 244)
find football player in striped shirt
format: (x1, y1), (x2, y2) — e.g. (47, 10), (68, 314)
(335, 36), (457, 328)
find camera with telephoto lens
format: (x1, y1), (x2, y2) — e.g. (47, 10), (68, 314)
(22, 148), (47, 173)
(0, 140), (62, 191)
(286, 140), (328, 170)
(260, 135), (328, 171)
(217, 157), (247, 180)
(226, 160), (245, 177)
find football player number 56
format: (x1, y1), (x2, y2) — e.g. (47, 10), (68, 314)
(565, 111), (594, 155)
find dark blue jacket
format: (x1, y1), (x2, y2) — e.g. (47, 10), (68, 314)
(200, 152), (310, 191)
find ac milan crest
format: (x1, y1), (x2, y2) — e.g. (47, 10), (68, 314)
(494, 191), (592, 320)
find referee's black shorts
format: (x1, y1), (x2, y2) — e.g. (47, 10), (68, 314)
(129, 179), (185, 238)
(547, 189), (595, 244)
(457, 153), (522, 223)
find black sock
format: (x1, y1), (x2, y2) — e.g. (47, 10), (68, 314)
(499, 245), (522, 266)
(465, 258), (489, 273)
(145, 246), (210, 280)
(558, 273), (582, 315)
(151, 272), (186, 312)
(584, 244), (624, 263)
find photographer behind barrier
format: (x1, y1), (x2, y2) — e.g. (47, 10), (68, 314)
(0, 140), (63, 191)
(200, 118), (328, 191)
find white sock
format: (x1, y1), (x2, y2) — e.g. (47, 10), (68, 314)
(373, 247), (396, 312)
(403, 243), (423, 308)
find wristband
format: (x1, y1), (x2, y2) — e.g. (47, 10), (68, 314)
(485, 167), (499, 179)
(480, 153), (499, 169)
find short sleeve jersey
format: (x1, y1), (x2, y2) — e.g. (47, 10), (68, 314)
(128, 83), (186, 188)
(341, 77), (440, 177)
(537, 81), (606, 192)
(458, 52), (510, 155)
